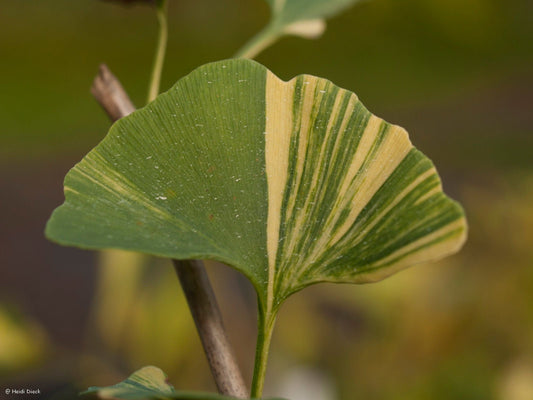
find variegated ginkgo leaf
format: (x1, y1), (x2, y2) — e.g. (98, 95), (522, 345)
(83, 365), (285, 399)
(46, 59), (467, 318)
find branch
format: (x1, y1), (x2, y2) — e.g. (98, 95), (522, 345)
(91, 64), (136, 121)
(91, 65), (248, 398)
(173, 260), (248, 398)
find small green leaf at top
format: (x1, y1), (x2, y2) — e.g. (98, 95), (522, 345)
(46, 59), (467, 322)
(82, 366), (286, 399)
(264, 0), (365, 41)
(265, 0), (362, 28)
(235, 0), (364, 57)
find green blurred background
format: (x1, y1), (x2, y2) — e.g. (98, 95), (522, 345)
(1, 0), (532, 399)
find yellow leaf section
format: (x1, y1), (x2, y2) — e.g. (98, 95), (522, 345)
(265, 70), (295, 312)
(264, 69), (467, 300)
(329, 123), (412, 244)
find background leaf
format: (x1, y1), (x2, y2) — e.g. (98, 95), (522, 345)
(265, 0), (362, 27)
(236, 0), (364, 57)
(83, 366), (174, 399)
(46, 58), (466, 317)
(83, 366), (286, 399)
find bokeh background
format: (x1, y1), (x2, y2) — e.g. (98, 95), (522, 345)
(1, 0), (532, 399)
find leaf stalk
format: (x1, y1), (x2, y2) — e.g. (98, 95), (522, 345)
(234, 25), (280, 59)
(147, 0), (169, 103)
(250, 304), (277, 398)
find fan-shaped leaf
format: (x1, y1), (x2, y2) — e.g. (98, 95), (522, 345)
(46, 59), (466, 317)
(83, 366), (285, 399)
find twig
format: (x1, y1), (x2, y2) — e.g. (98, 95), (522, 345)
(91, 64), (136, 121)
(91, 65), (248, 398)
(173, 260), (248, 398)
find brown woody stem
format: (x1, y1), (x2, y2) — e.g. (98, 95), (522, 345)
(173, 260), (248, 398)
(91, 64), (136, 121)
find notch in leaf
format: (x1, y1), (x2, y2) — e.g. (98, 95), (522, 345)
(46, 58), (466, 394)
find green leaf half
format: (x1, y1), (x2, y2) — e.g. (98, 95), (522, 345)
(46, 58), (467, 317)
(82, 366), (285, 399)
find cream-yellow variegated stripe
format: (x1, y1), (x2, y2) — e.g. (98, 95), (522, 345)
(329, 123), (412, 245)
(306, 87), (345, 208)
(261, 67), (466, 301)
(72, 153), (175, 223)
(313, 114), (384, 252)
(342, 167), (438, 249)
(265, 71), (295, 309)
(306, 93), (358, 255)
(273, 76), (319, 275)
(414, 183), (443, 205)
(352, 219), (467, 283)
(284, 77), (316, 223)
(283, 78), (343, 262)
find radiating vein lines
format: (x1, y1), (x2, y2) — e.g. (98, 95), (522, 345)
(264, 71), (466, 301)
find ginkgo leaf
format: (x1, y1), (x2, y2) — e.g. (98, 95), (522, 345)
(265, 0), (360, 28)
(236, 0), (363, 57)
(46, 58), (466, 323)
(82, 366), (285, 399)
(83, 366), (174, 399)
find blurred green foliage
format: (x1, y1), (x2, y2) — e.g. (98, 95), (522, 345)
(1, 0), (531, 163)
(0, 305), (48, 374)
(1, 0), (532, 399)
